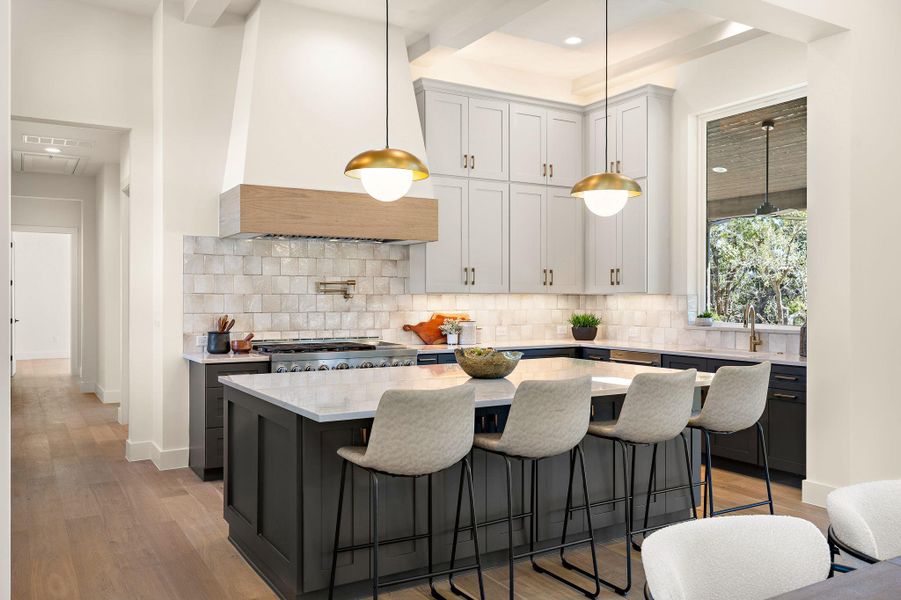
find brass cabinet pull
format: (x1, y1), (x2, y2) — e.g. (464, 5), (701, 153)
(772, 392), (799, 400)
(609, 161), (614, 172)
(360, 427), (370, 445)
(471, 267), (476, 286)
(471, 154), (475, 170)
(480, 416), (487, 431)
(615, 268), (621, 285)
(493, 414), (499, 428)
(591, 404), (596, 418)
(543, 268), (547, 285)
(542, 163), (547, 177)
(464, 267), (469, 285)
(549, 164), (554, 178)
(616, 159), (621, 173)
(549, 269), (554, 286)
(463, 154), (469, 168)
(774, 374), (799, 382)
(609, 268), (615, 286)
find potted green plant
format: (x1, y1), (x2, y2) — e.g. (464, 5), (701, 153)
(439, 318), (463, 345)
(568, 313), (601, 341)
(695, 310), (717, 327)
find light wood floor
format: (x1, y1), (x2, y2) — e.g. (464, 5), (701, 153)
(11, 359), (827, 599)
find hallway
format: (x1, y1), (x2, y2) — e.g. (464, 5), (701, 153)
(10, 360), (827, 599)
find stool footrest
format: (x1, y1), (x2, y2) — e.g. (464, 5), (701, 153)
(562, 559), (629, 596)
(512, 536), (594, 561)
(336, 530), (430, 553)
(378, 563), (480, 588)
(710, 499), (771, 516)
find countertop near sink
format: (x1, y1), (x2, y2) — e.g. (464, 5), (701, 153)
(414, 338), (806, 366)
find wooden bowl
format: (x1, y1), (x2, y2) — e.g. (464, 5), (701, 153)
(230, 339), (253, 354)
(454, 348), (523, 379)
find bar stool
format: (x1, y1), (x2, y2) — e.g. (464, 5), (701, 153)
(463, 376), (600, 599)
(642, 515), (830, 599)
(687, 361), (773, 518)
(826, 479), (901, 572)
(563, 369), (698, 595)
(328, 385), (485, 600)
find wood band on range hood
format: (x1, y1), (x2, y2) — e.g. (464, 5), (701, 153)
(219, 184), (438, 242)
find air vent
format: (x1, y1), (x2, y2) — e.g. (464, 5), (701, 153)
(253, 234), (386, 244)
(21, 134), (94, 149)
(12, 151), (81, 175)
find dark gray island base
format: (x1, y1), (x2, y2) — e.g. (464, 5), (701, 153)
(222, 369), (703, 600)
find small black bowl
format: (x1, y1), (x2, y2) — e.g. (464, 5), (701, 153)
(207, 331), (231, 354)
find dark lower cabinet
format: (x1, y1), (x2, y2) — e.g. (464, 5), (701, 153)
(662, 355), (711, 372)
(417, 346), (578, 366)
(580, 347), (611, 362)
(189, 360), (269, 481)
(764, 389), (806, 475)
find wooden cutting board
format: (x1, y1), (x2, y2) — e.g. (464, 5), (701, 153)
(403, 313), (470, 345)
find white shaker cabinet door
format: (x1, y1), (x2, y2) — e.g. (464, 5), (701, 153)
(509, 103), (547, 185)
(545, 187), (584, 294)
(616, 97), (648, 179)
(585, 210), (619, 294)
(467, 180), (509, 293)
(424, 92), (469, 177)
(425, 177), (469, 293)
(509, 184), (547, 293)
(546, 110), (583, 188)
(618, 178), (648, 293)
(468, 97), (509, 181)
(587, 108), (616, 174)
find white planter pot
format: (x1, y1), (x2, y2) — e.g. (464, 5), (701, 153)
(446, 333), (459, 345)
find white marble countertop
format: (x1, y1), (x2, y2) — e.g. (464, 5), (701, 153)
(220, 357), (714, 422)
(414, 338), (806, 366)
(182, 351), (270, 364)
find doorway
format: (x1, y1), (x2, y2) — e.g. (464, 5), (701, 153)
(11, 229), (76, 375)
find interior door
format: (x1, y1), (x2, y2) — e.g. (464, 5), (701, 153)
(467, 180), (509, 293)
(546, 110), (583, 187)
(424, 91), (469, 177)
(468, 97), (509, 181)
(616, 97), (648, 179)
(425, 177), (469, 293)
(545, 187), (584, 293)
(9, 239), (15, 377)
(618, 177), (648, 293)
(509, 103), (546, 185)
(509, 184), (546, 293)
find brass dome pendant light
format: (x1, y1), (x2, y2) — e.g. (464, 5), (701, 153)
(344, 0), (429, 201)
(570, 0), (642, 216)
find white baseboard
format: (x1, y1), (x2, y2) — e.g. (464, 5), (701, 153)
(16, 350), (70, 360)
(79, 380), (96, 394)
(125, 439), (189, 471)
(95, 384), (121, 404)
(802, 479), (835, 507)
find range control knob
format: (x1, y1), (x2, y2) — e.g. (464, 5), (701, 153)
(318, 364), (330, 371)
(359, 361), (374, 369)
(335, 362), (350, 370)
(378, 360), (389, 368)
(304, 365), (315, 372)
(403, 360), (414, 367)
(275, 365), (288, 373)
(290, 365), (302, 372)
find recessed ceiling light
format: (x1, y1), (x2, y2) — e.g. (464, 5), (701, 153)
(711, 166), (728, 173)
(564, 36), (583, 46)
(45, 147), (62, 154)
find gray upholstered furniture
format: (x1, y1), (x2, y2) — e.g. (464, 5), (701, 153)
(575, 368), (698, 595)
(328, 385), (485, 600)
(687, 361), (773, 517)
(469, 376), (601, 599)
(827, 479), (901, 571)
(642, 515), (830, 600)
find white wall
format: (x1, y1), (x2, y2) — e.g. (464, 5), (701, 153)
(12, 231), (72, 359)
(1, 1), (12, 595)
(12, 0), (155, 455)
(95, 163), (122, 403)
(11, 173), (97, 389)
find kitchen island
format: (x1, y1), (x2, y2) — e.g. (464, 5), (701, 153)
(220, 358), (713, 599)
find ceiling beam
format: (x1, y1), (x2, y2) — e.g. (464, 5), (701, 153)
(572, 21), (765, 97)
(408, 0), (549, 66)
(183, 0), (231, 27)
(660, 0), (847, 43)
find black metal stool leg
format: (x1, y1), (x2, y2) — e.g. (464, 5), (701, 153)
(619, 440), (633, 595)
(446, 461), (466, 596)
(634, 443), (658, 551)
(428, 473), (435, 597)
(504, 456), (515, 600)
(464, 457), (486, 599)
(703, 429), (714, 517)
(328, 459), (348, 600)
(558, 448), (577, 562)
(679, 432), (698, 519)
(371, 471), (380, 599)
(445, 458), (485, 600)
(757, 422), (775, 515)
(576, 444), (602, 597)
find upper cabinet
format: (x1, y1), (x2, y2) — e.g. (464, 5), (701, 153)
(419, 90), (509, 181)
(584, 87), (673, 294)
(510, 104), (583, 188)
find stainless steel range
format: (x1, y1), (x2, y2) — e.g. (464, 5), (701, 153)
(253, 338), (419, 373)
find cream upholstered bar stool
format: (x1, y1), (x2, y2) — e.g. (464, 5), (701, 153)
(687, 361), (773, 518)
(827, 479), (901, 572)
(563, 369), (699, 595)
(328, 385), (485, 600)
(642, 515), (831, 599)
(463, 376), (601, 599)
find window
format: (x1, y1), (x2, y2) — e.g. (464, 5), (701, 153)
(705, 97), (807, 326)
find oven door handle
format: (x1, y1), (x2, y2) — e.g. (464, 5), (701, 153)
(609, 358), (660, 367)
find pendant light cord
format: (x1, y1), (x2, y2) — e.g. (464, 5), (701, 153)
(385, 0), (389, 149)
(764, 124), (769, 206)
(604, 0), (609, 172)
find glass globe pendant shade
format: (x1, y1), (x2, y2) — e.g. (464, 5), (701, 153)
(345, 147), (429, 202)
(360, 167), (413, 202)
(582, 189), (629, 217)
